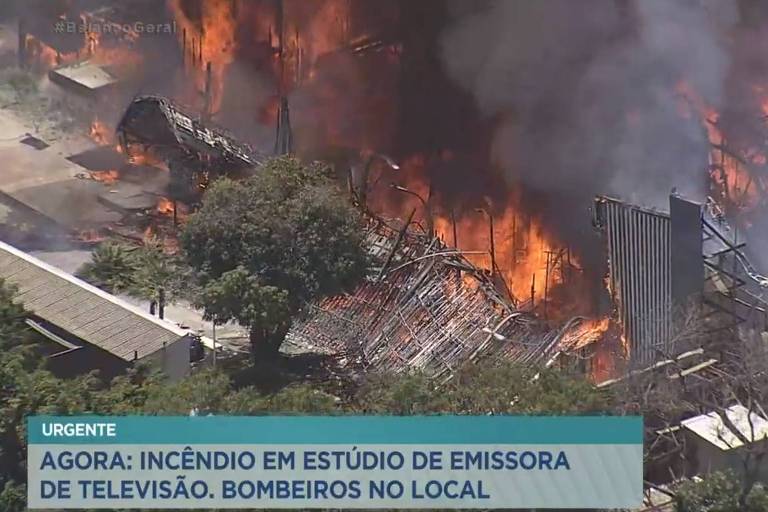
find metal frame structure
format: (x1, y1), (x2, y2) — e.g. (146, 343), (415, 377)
(593, 196), (673, 366)
(283, 216), (568, 381)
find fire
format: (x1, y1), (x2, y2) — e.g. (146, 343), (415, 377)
(558, 317), (611, 352)
(89, 119), (114, 146)
(90, 170), (119, 184)
(23, 35), (79, 70)
(24, 14), (141, 74)
(590, 341), (618, 384)
(369, 152), (573, 308)
(123, 144), (170, 171)
(558, 318), (626, 384)
(676, 81), (762, 212)
(168, 0), (237, 114)
(283, 0), (352, 83)
(155, 197), (189, 220)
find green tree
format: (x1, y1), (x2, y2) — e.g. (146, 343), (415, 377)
(354, 362), (610, 415)
(181, 156), (371, 359)
(78, 239), (193, 303)
(76, 241), (138, 293)
(130, 237), (195, 302)
(675, 470), (768, 511)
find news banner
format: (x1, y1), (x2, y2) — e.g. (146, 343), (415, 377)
(28, 416), (643, 509)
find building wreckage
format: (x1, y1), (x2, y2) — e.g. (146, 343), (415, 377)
(116, 95), (266, 200)
(283, 215), (601, 381)
(116, 95), (598, 378)
(110, 94), (768, 383)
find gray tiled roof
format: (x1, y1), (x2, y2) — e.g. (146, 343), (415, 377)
(0, 241), (188, 361)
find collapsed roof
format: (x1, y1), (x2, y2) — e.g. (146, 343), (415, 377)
(284, 216), (579, 381)
(116, 95), (265, 171)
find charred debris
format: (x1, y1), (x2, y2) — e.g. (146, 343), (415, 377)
(116, 95), (265, 202)
(102, 90), (768, 389)
(105, 93), (608, 382)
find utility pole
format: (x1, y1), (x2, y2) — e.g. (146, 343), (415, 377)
(391, 183), (432, 235)
(18, 18), (26, 69)
(450, 208), (458, 247)
(475, 207), (496, 274)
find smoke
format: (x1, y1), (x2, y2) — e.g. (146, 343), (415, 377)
(439, 0), (737, 249)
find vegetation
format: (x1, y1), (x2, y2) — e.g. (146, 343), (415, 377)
(77, 241), (137, 293)
(0, 273), (613, 511)
(181, 156), (371, 358)
(353, 364), (611, 415)
(80, 157), (371, 361)
(674, 471), (768, 512)
(77, 238), (193, 302)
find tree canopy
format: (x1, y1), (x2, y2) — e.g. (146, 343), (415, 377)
(674, 470), (768, 512)
(0, 272), (616, 511)
(180, 156), (371, 357)
(77, 239), (192, 302)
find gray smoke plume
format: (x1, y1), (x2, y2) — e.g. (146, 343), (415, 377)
(440, 0), (737, 248)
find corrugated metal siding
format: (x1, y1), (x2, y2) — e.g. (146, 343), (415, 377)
(602, 200), (671, 366)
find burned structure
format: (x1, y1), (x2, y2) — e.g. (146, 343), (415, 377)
(594, 193), (768, 368)
(116, 95), (265, 201)
(284, 215), (605, 381)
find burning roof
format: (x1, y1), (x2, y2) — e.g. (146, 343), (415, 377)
(116, 95), (265, 171)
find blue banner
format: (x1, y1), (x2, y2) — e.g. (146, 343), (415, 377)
(27, 415), (643, 509)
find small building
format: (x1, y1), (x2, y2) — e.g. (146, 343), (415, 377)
(0, 240), (193, 381)
(681, 404), (768, 480)
(47, 60), (121, 124)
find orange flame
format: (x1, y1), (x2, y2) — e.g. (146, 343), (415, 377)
(372, 153), (570, 306)
(24, 35), (79, 70)
(124, 145), (169, 171)
(89, 119), (114, 146)
(90, 170), (119, 184)
(559, 317), (611, 352)
(676, 81), (761, 211)
(155, 197), (189, 220)
(168, 0), (237, 114)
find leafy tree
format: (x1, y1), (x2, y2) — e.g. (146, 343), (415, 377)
(267, 383), (339, 413)
(675, 470), (768, 512)
(181, 156), (371, 359)
(0, 480), (25, 512)
(76, 241), (137, 293)
(354, 372), (448, 414)
(77, 239), (193, 302)
(353, 362), (610, 415)
(130, 237), (196, 302)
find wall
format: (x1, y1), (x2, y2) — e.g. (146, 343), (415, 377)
(47, 344), (129, 381)
(142, 335), (192, 382)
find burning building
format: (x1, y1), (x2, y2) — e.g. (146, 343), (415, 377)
(595, 192), (768, 369)
(116, 95), (265, 200)
(283, 214), (599, 381)
(10, 0), (768, 381)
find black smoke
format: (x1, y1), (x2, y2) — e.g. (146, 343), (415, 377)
(438, 0), (738, 267)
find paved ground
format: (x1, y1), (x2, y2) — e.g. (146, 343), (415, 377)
(0, 69), (250, 354)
